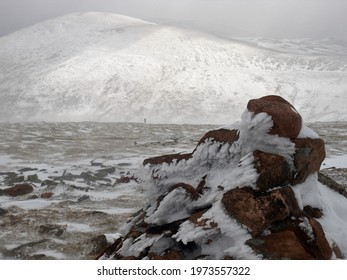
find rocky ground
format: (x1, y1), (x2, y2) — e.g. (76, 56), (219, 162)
(0, 162), (145, 259)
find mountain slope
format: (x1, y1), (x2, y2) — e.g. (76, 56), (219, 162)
(0, 12), (346, 124)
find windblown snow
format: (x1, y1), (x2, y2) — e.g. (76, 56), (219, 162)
(0, 12), (346, 124)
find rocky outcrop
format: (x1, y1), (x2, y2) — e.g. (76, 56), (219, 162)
(98, 95), (337, 260)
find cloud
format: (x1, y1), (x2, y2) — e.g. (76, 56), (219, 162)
(0, 0), (346, 40)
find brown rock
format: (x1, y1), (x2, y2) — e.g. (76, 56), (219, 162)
(115, 175), (138, 184)
(307, 217), (332, 260)
(253, 150), (293, 191)
(196, 129), (239, 146)
(196, 175), (208, 194)
(247, 95), (302, 138)
(247, 230), (314, 259)
(143, 153), (191, 166)
(266, 216), (332, 259)
(143, 129), (238, 167)
(38, 224), (65, 237)
(149, 249), (183, 260)
(40, 192), (53, 199)
(96, 237), (123, 259)
(303, 205), (323, 218)
(332, 242), (344, 259)
(126, 230), (143, 240)
(2, 183), (34, 197)
(292, 138), (326, 184)
(119, 256), (139, 260)
(189, 209), (217, 229)
(222, 186), (299, 236)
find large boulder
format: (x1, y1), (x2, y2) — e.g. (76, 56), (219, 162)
(253, 150), (292, 191)
(221, 186), (300, 236)
(247, 95), (302, 138)
(247, 216), (332, 260)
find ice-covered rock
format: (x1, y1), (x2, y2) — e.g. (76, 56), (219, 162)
(98, 95), (338, 260)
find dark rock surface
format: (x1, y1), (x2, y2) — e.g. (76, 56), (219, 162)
(1, 183), (34, 197)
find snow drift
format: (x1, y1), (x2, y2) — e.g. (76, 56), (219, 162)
(0, 12), (346, 124)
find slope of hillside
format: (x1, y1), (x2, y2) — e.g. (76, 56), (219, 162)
(0, 12), (346, 124)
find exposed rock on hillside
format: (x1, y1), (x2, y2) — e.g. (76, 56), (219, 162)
(0, 183), (34, 197)
(98, 95), (341, 260)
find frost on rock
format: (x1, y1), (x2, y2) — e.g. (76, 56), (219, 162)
(99, 95), (342, 260)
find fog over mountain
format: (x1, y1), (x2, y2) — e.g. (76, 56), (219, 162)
(1, 0), (347, 40)
(0, 12), (346, 124)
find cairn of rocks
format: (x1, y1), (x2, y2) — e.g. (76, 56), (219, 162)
(98, 95), (340, 260)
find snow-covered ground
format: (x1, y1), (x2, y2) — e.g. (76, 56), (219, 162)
(0, 12), (346, 124)
(0, 122), (346, 259)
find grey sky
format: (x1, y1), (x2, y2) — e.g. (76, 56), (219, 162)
(0, 0), (346, 40)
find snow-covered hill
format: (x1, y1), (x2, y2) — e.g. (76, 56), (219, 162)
(0, 12), (346, 124)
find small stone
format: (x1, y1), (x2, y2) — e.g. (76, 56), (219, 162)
(303, 205), (323, 218)
(0, 207), (8, 216)
(77, 195), (90, 202)
(41, 179), (59, 187)
(196, 175), (208, 194)
(40, 192), (53, 199)
(27, 174), (41, 183)
(29, 254), (50, 260)
(80, 172), (98, 182)
(97, 166), (116, 175)
(5, 174), (25, 185)
(19, 167), (38, 173)
(189, 209), (217, 229)
(38, 224), (65, 237)
(116, 176), (131, 184)
(115, 175), (137, 184)
(149, 249), (183, 260)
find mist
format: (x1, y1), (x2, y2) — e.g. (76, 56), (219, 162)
(0, 0), (346, 40)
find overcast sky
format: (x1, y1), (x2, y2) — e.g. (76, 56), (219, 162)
(0, 0), (346, 40)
